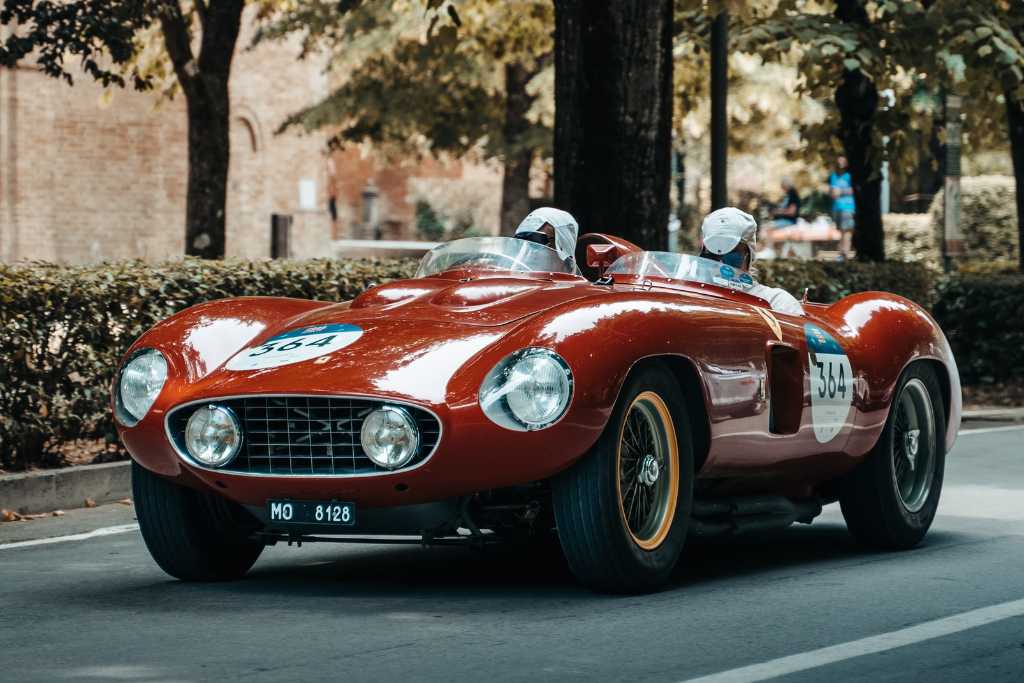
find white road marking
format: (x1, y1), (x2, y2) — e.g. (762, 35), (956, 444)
(0, 523), (138, 550)
(959, 425), (1024, 436)
(680, 598), (1024, 683)
(939, 485), (1024, 521)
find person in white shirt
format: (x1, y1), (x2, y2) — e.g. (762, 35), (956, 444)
(699, 207), (804, 316)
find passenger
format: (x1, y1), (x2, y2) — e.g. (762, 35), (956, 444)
(699, 207), (804, 316)
(514, 207), (580, 269)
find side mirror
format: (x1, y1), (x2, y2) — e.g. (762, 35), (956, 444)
(586, 243), (620, 278)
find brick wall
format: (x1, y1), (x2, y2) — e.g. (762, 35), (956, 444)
(0, 9), (332, 263)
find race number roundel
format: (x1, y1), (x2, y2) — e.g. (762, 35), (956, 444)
(225, 323), (363, 371)
(804, 323), (853, 444)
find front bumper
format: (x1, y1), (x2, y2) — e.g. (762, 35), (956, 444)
(121, 392), (607, 509)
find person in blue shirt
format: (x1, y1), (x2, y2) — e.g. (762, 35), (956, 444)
(829, 156), (855, 259)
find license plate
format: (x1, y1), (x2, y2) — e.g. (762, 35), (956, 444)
(267, 500), (356, 527)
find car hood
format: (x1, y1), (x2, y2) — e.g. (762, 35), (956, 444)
(153, 276), (607, 407)
(169, 317), (506, 407)
(344, 275), (599, 327)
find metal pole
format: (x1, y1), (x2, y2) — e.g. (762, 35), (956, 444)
(710, 11), (728, 210)
(943, 94), (963, 272)
(361, 179), (380, 240)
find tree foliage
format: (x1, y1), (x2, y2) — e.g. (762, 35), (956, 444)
(0, 1), (153, 88)
(265, 0), (552, 160)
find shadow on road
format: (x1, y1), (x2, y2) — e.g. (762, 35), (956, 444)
(51, 518), (976, 617)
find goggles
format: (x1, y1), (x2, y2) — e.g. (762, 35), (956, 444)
(515, 231), (551, 247)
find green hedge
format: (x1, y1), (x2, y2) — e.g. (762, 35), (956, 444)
(933, 273), (1024, 385)
(757, 259), (937, 307)
(0, 258), (417, 471)
(0, 256), (1015, 470)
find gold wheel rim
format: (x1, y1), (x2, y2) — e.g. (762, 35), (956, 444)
(615, 391), (680, 551)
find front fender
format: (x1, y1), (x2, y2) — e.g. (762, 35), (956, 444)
(116, 297), (333, 476)
(444, 290), (751, 480)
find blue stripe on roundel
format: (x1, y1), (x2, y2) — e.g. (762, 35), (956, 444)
(804, 323), (845, 355)
(270, 323), (362, 341)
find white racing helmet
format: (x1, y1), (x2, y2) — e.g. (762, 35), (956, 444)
(701, 207), (758, 262)
(515, 207), (579, 263)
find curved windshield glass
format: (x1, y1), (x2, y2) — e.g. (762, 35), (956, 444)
(416, 237), (579, 278)
(606, 252), (757, 292)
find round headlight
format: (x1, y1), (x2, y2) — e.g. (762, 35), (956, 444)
(361, 406), (420, 470)
(117, 349), (168, 426)
(479, 348), (573, 431)
(185, 405), (242, 468)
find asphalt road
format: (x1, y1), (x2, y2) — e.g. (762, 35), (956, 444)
(2, 422), (1023, 683)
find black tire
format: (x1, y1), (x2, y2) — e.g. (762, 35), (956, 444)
(132, 462), (264, 581)
(553, 362), (695, 593)
(839, 362), (946, 549)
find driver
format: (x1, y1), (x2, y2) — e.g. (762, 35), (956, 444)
(700, 207), (804, 316)
(514, 207), (580, 269)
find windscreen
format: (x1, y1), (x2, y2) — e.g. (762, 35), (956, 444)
(415, 237), (580, 278)
(605, 252), (757, 292)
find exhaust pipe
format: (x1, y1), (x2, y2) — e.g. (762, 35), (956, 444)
(690, 496), (822, 538)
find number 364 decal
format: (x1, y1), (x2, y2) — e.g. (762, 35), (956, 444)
(805, 324), (854, 444)
(226, 324), (363, 371)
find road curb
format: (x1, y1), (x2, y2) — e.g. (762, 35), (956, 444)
(962, 407), (1024, 422)
(0, 461), (131, 515)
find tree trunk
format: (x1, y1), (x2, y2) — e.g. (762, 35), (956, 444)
(834, 69), (884, 262)
(1005, 93), (1024, 271)
(553, 0), (673, 249)
(834, 0), (884, 262)
(183, 75), (231, 257)
(710, 11), (729, 210)
(159, 0), (244, 259)
(499, 62), (535, 236)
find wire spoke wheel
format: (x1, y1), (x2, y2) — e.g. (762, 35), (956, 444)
(615, 391), (680, 550)
(891, 377), (937, 513)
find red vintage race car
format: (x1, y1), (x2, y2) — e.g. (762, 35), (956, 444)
(115, 234), (960, 592)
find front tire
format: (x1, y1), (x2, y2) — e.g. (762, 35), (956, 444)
(839, 363), (946, 549)
(553, 363), (694, 593)
(132, 462), (264, 581)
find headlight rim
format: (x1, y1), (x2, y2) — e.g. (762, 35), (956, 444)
(183, 403), (243, 469)
(115, 348), (169, 427)
(360, 404), (422, 470)
(479, 347), (574, 432)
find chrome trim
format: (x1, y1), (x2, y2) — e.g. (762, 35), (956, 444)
(478, 347), (575, 432)
(164, 393), (444, 478)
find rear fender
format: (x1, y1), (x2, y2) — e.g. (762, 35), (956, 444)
(818, 293), (962, 455)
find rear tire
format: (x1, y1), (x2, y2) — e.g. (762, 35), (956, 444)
(839, 363), (946, 549)
(132, 462), (264, 581)
(553, 363), (694, 593)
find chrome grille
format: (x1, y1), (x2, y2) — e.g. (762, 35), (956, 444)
(168, 396), (440, 475)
